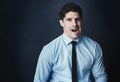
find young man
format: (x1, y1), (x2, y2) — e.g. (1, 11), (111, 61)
(34, 2), (107, 82)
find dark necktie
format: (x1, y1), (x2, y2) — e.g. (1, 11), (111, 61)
(71, 41), (78, 82)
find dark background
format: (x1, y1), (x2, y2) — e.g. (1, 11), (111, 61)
(1, 0), (120, 82)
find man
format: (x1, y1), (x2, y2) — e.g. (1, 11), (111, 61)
(34, 2), (107, 82)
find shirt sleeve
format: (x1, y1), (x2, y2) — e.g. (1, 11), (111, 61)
(92, 43), (108, 82)
(33, 45), (54, 82)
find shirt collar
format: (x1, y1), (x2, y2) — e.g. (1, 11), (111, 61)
(62, 33), (81, 45)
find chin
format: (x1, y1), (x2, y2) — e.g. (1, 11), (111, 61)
(72, 36), (79, 40)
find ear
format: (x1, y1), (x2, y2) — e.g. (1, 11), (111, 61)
(59, 20), (64, 27)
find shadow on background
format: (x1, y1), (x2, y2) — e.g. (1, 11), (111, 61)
(1, 0), (120, 82)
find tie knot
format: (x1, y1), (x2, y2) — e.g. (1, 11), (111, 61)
(71, 41), (77, 46)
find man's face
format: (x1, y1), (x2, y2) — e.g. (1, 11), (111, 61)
(60, 11), (82, 40)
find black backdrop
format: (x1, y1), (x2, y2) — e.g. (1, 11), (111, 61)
(1, 0), (120, 82)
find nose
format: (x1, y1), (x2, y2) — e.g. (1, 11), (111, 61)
(72, 20), (77, 26)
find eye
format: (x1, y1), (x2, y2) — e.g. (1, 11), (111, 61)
(66, 18), (72, 21)
(75, 18), (81, 21)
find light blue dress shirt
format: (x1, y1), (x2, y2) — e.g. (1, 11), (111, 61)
(34, 34), (107, 82)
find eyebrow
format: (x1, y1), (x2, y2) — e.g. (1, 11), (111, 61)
(65, 17), (81, 21)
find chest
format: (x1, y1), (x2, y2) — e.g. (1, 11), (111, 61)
(52, 44), (94, 75)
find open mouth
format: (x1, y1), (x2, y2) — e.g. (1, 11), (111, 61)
(71, 28), (78, 32)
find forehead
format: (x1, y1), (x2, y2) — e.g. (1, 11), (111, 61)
(64, 11), (80, 18)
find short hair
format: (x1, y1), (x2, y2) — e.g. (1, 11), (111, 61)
(59, 2), (82, 20)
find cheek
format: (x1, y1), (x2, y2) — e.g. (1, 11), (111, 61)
(77, 22), (81, 26)
(64, 24), (70, 30)
(64, 27), (69, 32)
(80, 22), (82, 27)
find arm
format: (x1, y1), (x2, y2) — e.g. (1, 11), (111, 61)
(92, 43), (108, 82)
(34, 46), (53, 82)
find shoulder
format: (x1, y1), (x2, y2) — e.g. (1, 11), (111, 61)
(45, 35), (62, 46)
(81, 35), (103, 57)
(80, 35), (99, 46)
(79, 35), (102, 53)
(42, 35), (63, 51)
(39, 35), (63, 61)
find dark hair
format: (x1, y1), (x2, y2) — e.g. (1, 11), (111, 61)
(59, 2), (82, 20)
